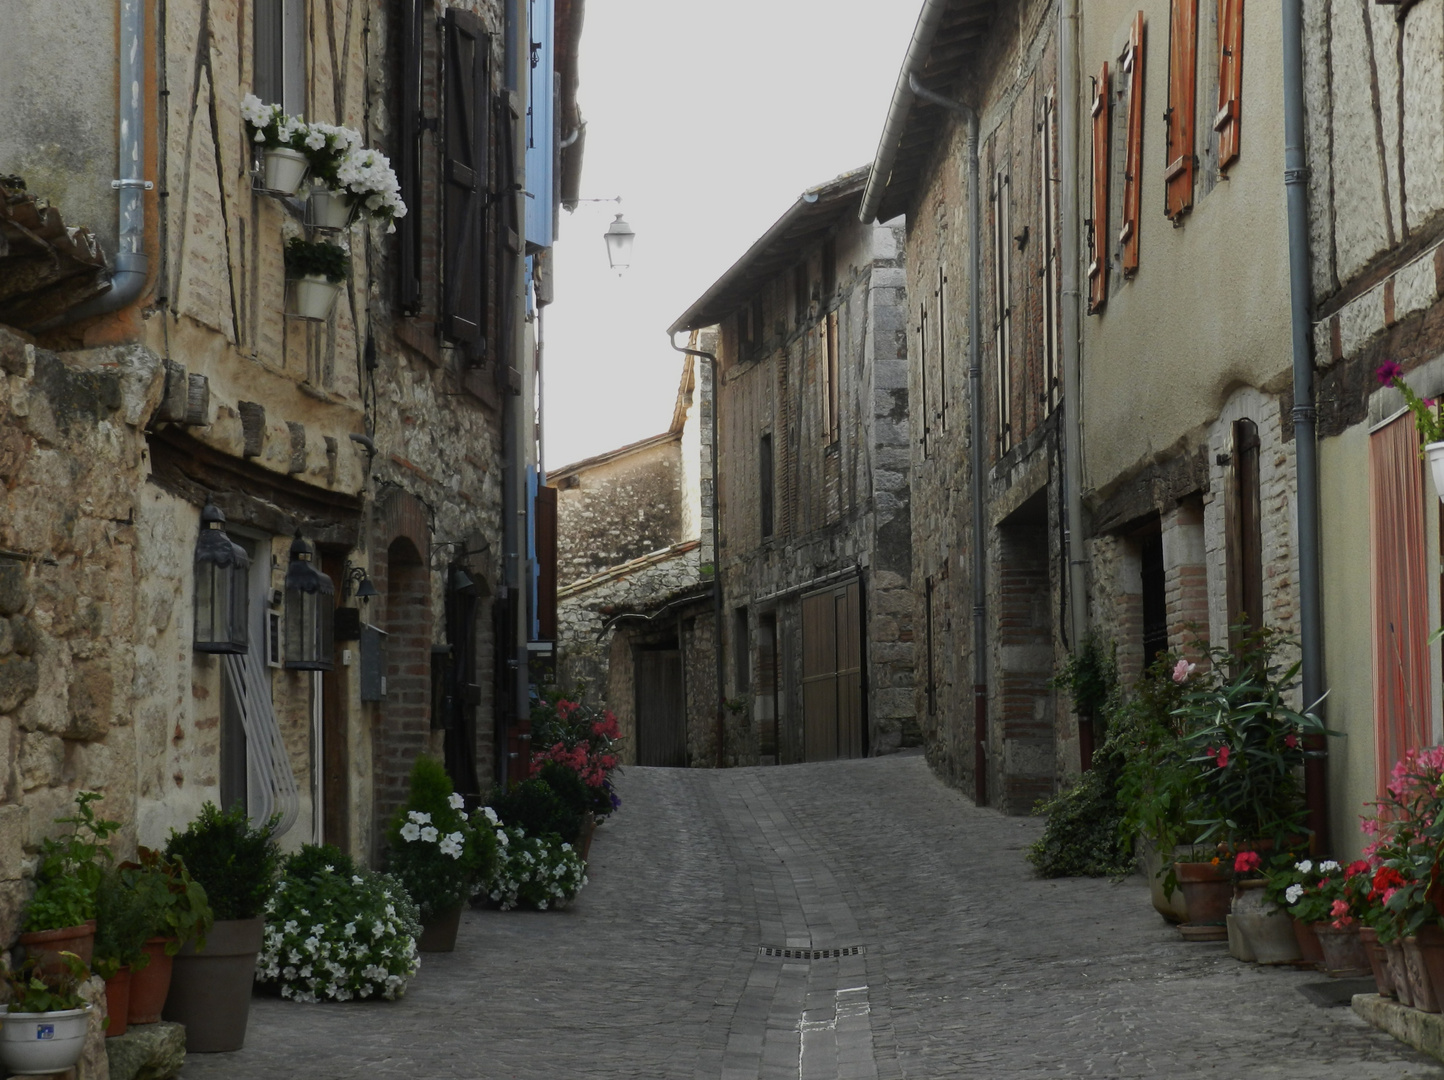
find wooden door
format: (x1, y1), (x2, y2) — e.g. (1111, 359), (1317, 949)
(801, 579), (864, 761)
(636, 648), (685, 767)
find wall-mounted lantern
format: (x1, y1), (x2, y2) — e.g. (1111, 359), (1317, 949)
(283, 533), (334, 671)
(604, 213), (635, 273)
(194, 502), (250, 654)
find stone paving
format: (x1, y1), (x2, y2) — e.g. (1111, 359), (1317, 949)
(179, 752), (1444, 1079)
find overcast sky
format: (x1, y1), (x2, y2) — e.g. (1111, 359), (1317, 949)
(541, 0), (922, 472)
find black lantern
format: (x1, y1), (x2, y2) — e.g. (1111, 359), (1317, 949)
(283, 533), (335, 670)
(193, 502), (249, 654)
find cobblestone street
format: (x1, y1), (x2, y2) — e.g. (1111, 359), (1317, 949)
(180, 753), (1444, 1079)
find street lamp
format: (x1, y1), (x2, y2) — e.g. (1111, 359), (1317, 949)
(193, 501), (250, 654)
(283, 533), (335, 671)
(604, 213), (635, 274)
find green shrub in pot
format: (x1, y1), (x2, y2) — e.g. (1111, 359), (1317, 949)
(163, 802), (280, 921)
(386, 757), (497, 921)
(283, 237), (349, 283)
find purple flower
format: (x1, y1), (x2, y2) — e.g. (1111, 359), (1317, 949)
(1377, 360), (1404, 386)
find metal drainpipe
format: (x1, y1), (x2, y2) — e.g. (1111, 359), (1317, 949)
(1282, 0), (1327, 851)
(1059, 1), (1091, 733)
(37, 0), (151, 330)
(906, 74), (987, 806)
(670, 332), (726, 768)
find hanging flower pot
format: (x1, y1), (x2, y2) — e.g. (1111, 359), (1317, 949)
(282, 237), (348, 321)
(307, 185), (357, 230)
(261, 147), (310, 196)
(286, 275), (342, 320)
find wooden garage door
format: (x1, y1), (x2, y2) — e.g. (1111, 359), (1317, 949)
(801, 579), (863, 761)
(636, 648), (686, 767)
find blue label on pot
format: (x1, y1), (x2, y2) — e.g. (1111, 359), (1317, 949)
(36, 1024), (54, 1040)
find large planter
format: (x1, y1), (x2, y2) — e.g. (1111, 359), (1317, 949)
(162, 916), (264, 1053)
(1414, 925), (1444, 1010)
(417, 904), (463, 953)
(1140, 838), (1188, 923)
(103, 967), (131, 1038)
(1231, 889), (1302, 965)
(308, 185), (357, 230)
(1404, 937), (1441, 1012)
(0, 1005), (93, 1075)
(1226, 915), (1255, 962)
(1360, 926), (1395, 998)
(1174, 861), (1232, 934)
(127, 937), (175, 1025)
(261, 147), (309, 196)
(1291, 916), (1325, 967)
(1313, 922), (1372, 978)
(1384, 940), (1415, 1007)
(286, 274), (343, 320)
(17, 921), (96, 977)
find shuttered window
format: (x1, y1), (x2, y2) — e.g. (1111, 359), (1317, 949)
(1165, 0), (1198, 222)
(1370, 412), (1433, 795)
(937, 267), (948, 433)
(441, 10), (490, 360)
(1040, 90), (1060, 413)
(993, 169), (1013, 453)
(397, 0), (425, 314)
(1088, 63), (1110, 314)
(1120, 14), (1145, 276)
(823, 310), (839, 446)
(1214, 0), (1244, 171)
(759, 433), (774, 539)
(918, 299), (930, 459)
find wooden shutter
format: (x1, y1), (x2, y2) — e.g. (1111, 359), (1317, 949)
(442, 10), (489, 358)
(1225, 418), (1262, 653)
(1120, 14), (1145, 276)
(535, 484), (558, 640)
(1165, 0), (1198, 222)
(993, 169), (1013, 450)
(1215, 0), (1244, 171)
(759, 433), (774, 538)
(918, 299), (929, 458)
(398, 0), (424, 314)
(1088, 63), (1110, 314)
(1040, 90), (1060, 412)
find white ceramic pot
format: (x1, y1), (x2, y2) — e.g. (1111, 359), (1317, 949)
(286, 275), (342, 321)
(0, 1005), (92, 1075)
(262, 147), (309, 196)
(1426, 441), (1444, 501)
(308, 186), (357, 230)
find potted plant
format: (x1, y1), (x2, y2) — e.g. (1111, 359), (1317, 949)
(386, 757), (497, 952)
(0, 954), (94, 1076)
(530, 691), (626, 853)
(283, 236), (348, 320)
(256, 844), (420, 1001)
(331, 145), (407, 233)
(161, 802), (280, 1053)
(93, 867), (152, 1037)
(241, 93), (311, 195)
(116, 846), (211, 1025)
(19, 790), (120, 976)
(299, 121), (364, 229)
(486, 825), (588, 912)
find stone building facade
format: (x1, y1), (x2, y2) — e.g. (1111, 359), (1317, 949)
(671, 170), (916, 767)
(550, 355), (718, 767)
(0, 0), (582, 943)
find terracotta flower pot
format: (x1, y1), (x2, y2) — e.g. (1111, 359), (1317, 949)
(18, 921), (96, 977)
(1414, 924), (1444, 1009)
(163, 916), (264, 1053)
(1359, 926), (1395, 998)
(417, 904), (462, 953)
(1313, 922), (1372, 978)
(1384, 940), (1415, 1007)
(127, 937), (175, 1024)
(1291, 916), (1325, 967)
(1174, 860), (1232, 930)
(1404, 937), (1441, 1012)
(1140, 839), (1188, 923)
(103, 966), (130, 1038)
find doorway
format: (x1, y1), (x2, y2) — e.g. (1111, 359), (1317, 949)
(801, 578), (864, 761)
(635, 642), (685, 767)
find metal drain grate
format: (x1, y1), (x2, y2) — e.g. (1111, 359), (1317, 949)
(759, 946), (863, 960)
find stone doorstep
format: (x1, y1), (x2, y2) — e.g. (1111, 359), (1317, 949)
(1354, 993), (1444, 1064)
(104, 1020), (187, 1080)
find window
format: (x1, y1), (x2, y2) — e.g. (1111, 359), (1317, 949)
(734, 608), (750, 696)
(1040, 90), (1061, 414)
(937, 267), (948, 433)
(992, 169), (1014, 453)
(254, 0), (306, 116)
(759, 433), (774, 538)
(823, 310), (839, 446)
(1214, 0), (1244, 172)
(1119, 15), (1146, 275)
(1225, 418), (1263, 652)
(1088, 62), (1110, 314)
(739, 295), (763, 361)
(1165, 0), (1199, 222)
(441, 9), (491, 360)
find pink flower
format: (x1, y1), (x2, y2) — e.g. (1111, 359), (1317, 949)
(1284, 733), (1299, 749)
(1213, 745), (1231, 768)
(1171, 658), (1195, 684)
(1331, 899), (1349, 917)
(1234, 851), (1261, 873)
(1377, 360), (1404, 385)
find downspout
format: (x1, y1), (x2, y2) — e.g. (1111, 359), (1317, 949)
(1059, 2), (1091, 734)
(904, 73), (988, 807)
(38, 0), (151, 330)
(670, 332), (726, 768)
(1282, 0), (1327, 850)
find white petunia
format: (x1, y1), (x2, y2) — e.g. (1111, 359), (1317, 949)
(483, 807), (500, 825)
(1285, 883), (1305, 904)
(400, 822), (421, 842)
(449, 792), (465, 810)
(420, 825), (439, 843)
(1295, 860), (1313, 874)
(1319, 860), (1341, 873)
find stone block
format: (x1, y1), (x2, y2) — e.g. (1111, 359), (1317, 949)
(18, 731), (64, 790)
(75, 973), (109, 1080)
(1353, 993), (1444, 1064)
(105, 1021), (187, 1080)
(0, 329), (34, 377)
(0, 617), (12, 657)
(0, 803), (27, 877)
(0, 655), (39, 713)
(66, 660), (113, 740)
(0, 879), (30, 945)
(0, 559), (28, 616)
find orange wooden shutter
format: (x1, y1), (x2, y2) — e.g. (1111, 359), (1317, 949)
(1119, 13), (1145, 276)
(1214, 0), (1244, 171)
(1088, 61), (1110, 314)
(1164, 0), (1197, 222)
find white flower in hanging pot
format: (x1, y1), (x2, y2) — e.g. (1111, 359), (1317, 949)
(283, 237), (348, 321)
(243, 93), (312, 196)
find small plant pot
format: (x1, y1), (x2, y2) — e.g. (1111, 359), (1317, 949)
(0, 1005), (93, 1075)
(104, 966), (131, 1038)
(127, 937), (175, 1024)
(286, 274), (342, 320)
(1313, 922), (1372, 978)
(17, 921), (96, 978)
(261, 147), (309, 196)
(1174, 861), (1231, 931)
(308, 185), (357, 230)
(417, 904), (463, 953)
(1360, 926), (1395, 998)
